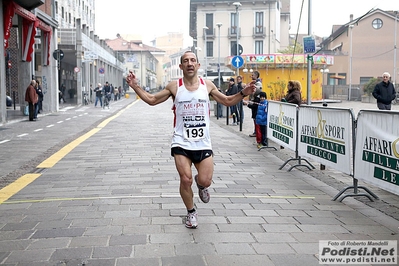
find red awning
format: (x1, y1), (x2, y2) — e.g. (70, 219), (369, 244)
(3, 1), (52, 63)
(3, 1), (15, 51)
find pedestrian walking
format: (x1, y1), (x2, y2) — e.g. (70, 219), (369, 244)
(94, 83), (103, 107)
(126, 51), (256, 228)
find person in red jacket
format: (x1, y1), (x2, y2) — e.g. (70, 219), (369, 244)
(25, 80), (38, 121)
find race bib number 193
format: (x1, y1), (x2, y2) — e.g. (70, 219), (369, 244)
(184, 124), (205, 141)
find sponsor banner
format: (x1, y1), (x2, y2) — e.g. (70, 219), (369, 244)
(319, 240), (397, 264)
(267, 101), (297, 151)
(354, 110), (399, 196)
(298, 107), (353, 174)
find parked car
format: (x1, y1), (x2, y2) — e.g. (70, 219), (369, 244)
(6, 95), (12, 107)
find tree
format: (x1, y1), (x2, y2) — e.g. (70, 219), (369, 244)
(362, 78), (379, 96)
(278, 43), (304, 54)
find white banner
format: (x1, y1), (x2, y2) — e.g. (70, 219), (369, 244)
(298, 107), (353, 175)
(267, 101), (298, 151)
(354, 110), (399, 196)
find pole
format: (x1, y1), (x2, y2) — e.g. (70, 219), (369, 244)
(306, 0), (312, 105)
(203, 27), (208, 78)
(349, 25), (353, 101)
(217, 23), (222, 120)
(236, 5), (240, 76)
(394, 11), (397, 88)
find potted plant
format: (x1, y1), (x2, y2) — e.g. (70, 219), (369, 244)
(361, 78), (378, 103)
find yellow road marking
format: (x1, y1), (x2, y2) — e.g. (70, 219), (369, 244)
(37, 100), (139, 168)
(1, 100), (140, 204)
(0, 174), (41, 204)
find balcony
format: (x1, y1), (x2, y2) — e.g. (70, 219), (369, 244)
(203, 28), (215, 40)
(253, 26), (266, 38)
(228, 27), (241, 39)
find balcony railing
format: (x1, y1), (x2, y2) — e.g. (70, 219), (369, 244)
(228, 27), (241, 39)
(253, 26), (266, 38)
(203, 28), (215, 39)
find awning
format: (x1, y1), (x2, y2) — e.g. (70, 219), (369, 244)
(3, 1), (52, 63)
(330, 75), (346, 80)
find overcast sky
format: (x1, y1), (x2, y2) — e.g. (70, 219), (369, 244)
(94, 0), (397, 45)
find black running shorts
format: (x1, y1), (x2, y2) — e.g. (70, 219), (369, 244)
(171, 147), (213, 163)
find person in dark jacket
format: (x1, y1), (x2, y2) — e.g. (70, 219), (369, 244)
(35, 80), (44, 116)
(226, 78), (240, 125)
(246, 71), (262, 136)
(25, 80), (38, 121)
(255, 91), (268, 149)
(372, 72), (396, 110)
(282, 80), (302, 105)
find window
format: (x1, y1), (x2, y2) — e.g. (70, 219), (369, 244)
(372, 18), (383, 29)
(231, 13), (238, 34)
(255, 41), (263, 54)
(338, 73), (346, 85)
(61, 7), (64, 19)
(205, 14), (213, 35)
(360, 77), (373, 84)
(206, 41), (213, 57)
(55, 1), (58, 14)
(255, 12), (264, 34)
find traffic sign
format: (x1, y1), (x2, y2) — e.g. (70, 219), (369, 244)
(52, 49), (64, 60)
(231, 44), (243, 56)
(74, 67), (80, 73)
(303, 36), (316, 54)
(232, 56), (244, 68)
(99, 67), (105, 74)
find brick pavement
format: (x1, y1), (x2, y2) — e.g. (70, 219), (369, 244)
(0, 98), (398, 265)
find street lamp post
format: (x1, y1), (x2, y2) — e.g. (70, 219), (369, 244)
(349, 24), (354, 101)
(394, 11), (397, 88)
(233, 2), (241, 76)
(203, 26), (209, 78)
(216, 22), (222, 120)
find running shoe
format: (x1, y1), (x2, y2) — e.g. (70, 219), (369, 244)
(185, 211), (198, 228)
(195, 175), (210, 203)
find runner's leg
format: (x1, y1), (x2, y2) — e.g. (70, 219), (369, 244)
(174, 155), (194, 210)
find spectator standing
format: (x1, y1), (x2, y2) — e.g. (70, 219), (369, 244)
(372, 72), (396, 110)
(34, 80), (43, 118)
(255, 91), (268, 149)
(25, 80), (38, 121)
(246, 71), (262, 136)
(236, 75), (245, 125)
(282, 80), (302, 105)
(226, 78), (240, 125)
(94, 83), (103, 107)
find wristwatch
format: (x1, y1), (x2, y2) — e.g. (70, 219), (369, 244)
(240, 90), (246, 97)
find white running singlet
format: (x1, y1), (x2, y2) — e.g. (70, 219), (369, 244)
(171, 77), (212, 150)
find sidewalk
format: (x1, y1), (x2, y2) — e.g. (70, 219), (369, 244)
(0, 99), (398, 265)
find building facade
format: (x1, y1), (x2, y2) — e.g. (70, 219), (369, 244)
(189, 0), (291, 80)
(1, 0), (58, 124)
(319, 9), (399, 95)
